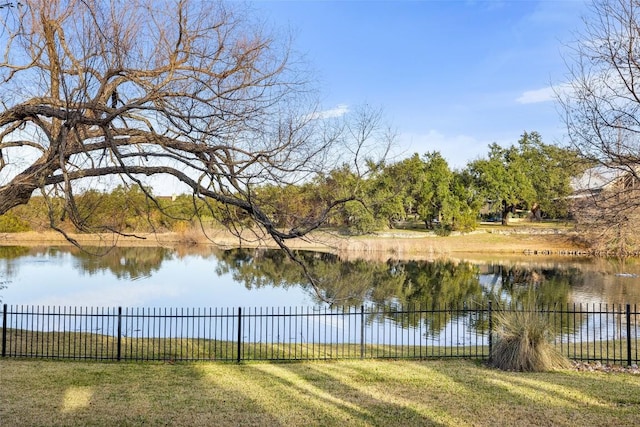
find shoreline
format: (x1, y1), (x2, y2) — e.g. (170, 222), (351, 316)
(0, 228), (588, 261)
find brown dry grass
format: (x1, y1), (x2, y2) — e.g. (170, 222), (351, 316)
(489, 308), (572, 372)
(0, 224), (585, 262)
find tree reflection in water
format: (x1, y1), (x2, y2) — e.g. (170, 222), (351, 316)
(213, 249), (583, 338)
(71, 246), (175, 280)
(3, 246), (640, 338)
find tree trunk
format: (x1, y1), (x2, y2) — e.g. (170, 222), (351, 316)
(0, 156), (60, 215)
(501, 200), (511, 226)
(531, 203), (542, 221)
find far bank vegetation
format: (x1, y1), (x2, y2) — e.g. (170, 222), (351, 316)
(1, 132), (586, 239)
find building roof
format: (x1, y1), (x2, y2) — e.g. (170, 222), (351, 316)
(570, 166), (627, 193)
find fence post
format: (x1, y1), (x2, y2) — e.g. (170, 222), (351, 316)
(117, 306), (122, 361)
(237, 307), (242, 363)
(488, 301), (493, 360)
(360, 305), (365, 359)
(627, 304), (632, 367)
(2, 304), (7, 358)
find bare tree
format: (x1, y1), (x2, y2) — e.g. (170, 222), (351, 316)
(560, 0), (640, 254)
(0, 0), (364, 251)
(571, 178), (640, 255)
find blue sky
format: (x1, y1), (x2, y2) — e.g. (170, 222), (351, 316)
(256, 0), (589, 169)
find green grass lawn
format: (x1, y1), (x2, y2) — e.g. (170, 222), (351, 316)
(1, 359), (639, 426)
(2, 327), (491, 361)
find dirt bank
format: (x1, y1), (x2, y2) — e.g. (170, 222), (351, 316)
(0, 227), (587, 261)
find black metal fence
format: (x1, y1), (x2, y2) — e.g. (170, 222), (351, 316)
(1, 302), (638, 365)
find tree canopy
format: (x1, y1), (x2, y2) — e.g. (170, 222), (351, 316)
(469, 132), (579, 225)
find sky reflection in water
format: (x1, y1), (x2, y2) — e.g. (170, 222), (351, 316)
(0, 247), (316, 308)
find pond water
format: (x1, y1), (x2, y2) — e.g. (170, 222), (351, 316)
(2, 245), (640, 309)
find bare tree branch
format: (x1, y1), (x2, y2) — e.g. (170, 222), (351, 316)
(560, 0), (640, 254)
(0, 0), (366, 243)
(0, 1), (395, 302)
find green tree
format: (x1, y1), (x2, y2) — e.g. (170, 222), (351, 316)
(418, 152), (455, 229)
(70, 184), (152, 232)
(469, 142), (535, 225)
(469, 132), (578, 225)
(448, 170), (482, 232)
(514, 132), (581, 220)
(253, 184), (317, 229)
(384, 154), (429, 220)
(365, 162), (408, 228)
(368, 152), (480, 233)
(320, 165), (375, 233)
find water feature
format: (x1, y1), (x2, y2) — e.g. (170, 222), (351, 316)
(2, 245), (639, 357)
(2, 245), (640, 309)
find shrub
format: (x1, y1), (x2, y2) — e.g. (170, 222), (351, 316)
(0, 212), (31, 232)
(343, 201), (379, 235)
(489, 301), (570, 372)
(433, 224), (452, 236)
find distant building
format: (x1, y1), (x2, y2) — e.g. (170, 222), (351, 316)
(570, 165), (640, 199)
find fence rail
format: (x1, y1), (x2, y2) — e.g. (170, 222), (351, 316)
(1, 303), (638, 365)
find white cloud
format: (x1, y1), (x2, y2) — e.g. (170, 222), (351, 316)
(316, 104), (350, 119)
(517, 82), (576, 105)
(516, 86), (556, 104)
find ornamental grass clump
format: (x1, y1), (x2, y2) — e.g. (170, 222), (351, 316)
(489, 303), (571, 372)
